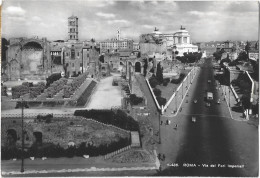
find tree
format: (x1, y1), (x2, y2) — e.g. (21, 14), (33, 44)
(149, 75), (159, 88)
(156, 62), (163, 84)
(237, 51), (248, 62)
(153, 88), (161, 97)
(143, 58), (148, 77)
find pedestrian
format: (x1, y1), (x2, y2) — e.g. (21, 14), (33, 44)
(159, 165), (162, 172)
(175, 124), (178, 129)
(162, 154), (165, 161)
(158, 153), (161, 160)
(160, 120), (163, 125)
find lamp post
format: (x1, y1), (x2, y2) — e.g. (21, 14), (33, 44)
(182, 83), (183, 99)
(20, 98), (25, 173)
(50, 52), (54, 74)
(175, 90), (178, 112)
(229, 86), (231, 107)
(158, 109), (161, 144)
(172, 46), (177, 70)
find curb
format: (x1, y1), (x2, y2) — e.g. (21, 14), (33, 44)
(2, 165), (158, 175)
(162, 67), (199, 117)
(221, 85), (247, 122)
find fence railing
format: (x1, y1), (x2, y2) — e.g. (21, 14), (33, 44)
(162, 67), (198, 113)
(230, 84), (240, 103)
(104, 145), (132, 160)
(145, 79), (161, 110)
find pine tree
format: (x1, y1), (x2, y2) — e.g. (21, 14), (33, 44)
(156, 62), (163, 84)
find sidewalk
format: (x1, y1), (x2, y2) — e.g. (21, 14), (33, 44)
(162, 67), (199, 117)
(2, 154), (159, 176)
(221, 85), (247, 122)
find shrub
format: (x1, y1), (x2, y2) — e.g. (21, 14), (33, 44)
(129, 94), (143, 105)
(156, 96), (167, 106)
(74, 109), (139, 131)
(76, 81), (97, 106)
(153, 88), (161, 97)
(149, 76), (159, 88)
(163, 78), (170, 86)
(46, 73), (61, 87)
(12, 85), (29, 99)
(171, 73), (185, 84)
(1, 85), (7, 96)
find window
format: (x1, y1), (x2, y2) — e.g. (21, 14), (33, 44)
(78, 52), (80, 57)
(71, 49), (75, 59)
(70, 35), (72, 39)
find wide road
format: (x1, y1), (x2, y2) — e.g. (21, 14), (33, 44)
(157, 58), (258, 176)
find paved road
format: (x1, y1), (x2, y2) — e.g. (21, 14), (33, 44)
(157, 58), (258, 176)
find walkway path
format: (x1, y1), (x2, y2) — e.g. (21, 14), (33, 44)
(86, 74), (122, 109)
(222, 85), (247, 122)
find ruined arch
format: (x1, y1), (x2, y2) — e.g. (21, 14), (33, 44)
(135, 61), (141, 73)
(6, 129), (17, 146)
(33, 131), (43, 145)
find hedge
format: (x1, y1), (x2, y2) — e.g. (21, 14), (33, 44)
(63, 73), (88, 98)
(129, 94), (143, 105)
(74, 109), (139, 131)
(1, 137), (130, 160)
(76, 81), (97, 106)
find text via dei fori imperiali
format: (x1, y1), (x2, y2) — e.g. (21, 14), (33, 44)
(166, 163), (245, 169)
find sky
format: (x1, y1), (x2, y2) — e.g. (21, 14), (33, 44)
(2, 0), (259, 42)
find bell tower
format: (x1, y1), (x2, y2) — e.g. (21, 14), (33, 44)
(68, 15), (78, 42)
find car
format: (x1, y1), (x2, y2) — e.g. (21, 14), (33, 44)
(194, 100), (197, 104)
(166, 120), (171, 125)
(192, 117), (196, 122)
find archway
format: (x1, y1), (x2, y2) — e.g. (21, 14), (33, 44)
(33, 132), (43, 145)
(135, 62), (141, 73)
(22, 41), (44, 75)
(6, 129), (17, 146)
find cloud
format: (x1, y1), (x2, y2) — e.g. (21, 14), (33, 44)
(96, 12), (115, 18)
(142, 25), (153, 29)
(7, 16), (26, 22)
(107, 19), (130, 25)
(83, 0), (116, 8)
(3, 6), (26, 17)
(32, 16), (41, 21)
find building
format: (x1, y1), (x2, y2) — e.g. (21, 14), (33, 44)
(99, 39), (134, 53)
(68, 15), (79, 42)
(139, 26), (198, 58)
(173, 26), (198, 56)
(6, 37), (51, 80)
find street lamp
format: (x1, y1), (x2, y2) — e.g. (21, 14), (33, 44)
(171, 46), (177, 70)
(20, 98), (25, 173)
(175, 90), (178, 112)
(158, 109), (161, 144)
(229, 86), (231, 107)
(182, 83), (183, 99)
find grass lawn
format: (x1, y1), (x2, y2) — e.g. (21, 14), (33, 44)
(156, 69), (191, 101)
(1, 96), (16, 110)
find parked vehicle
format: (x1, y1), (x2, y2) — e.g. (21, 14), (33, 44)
(207, 92), (213, 100)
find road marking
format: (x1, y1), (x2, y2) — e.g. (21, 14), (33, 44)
(163, 113), (232, 119)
